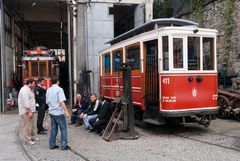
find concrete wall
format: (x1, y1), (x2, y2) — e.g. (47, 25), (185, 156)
(134, 4), (145, 27)
(86, 3), (114, 94)
(5, 46), (14, 89)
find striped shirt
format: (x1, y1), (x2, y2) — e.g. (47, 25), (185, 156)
(46, 84), (66, 116)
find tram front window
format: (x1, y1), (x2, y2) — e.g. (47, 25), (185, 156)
(25, 62), (29, 78)
(162, 36), (169, 70)
(31, 61), (38, 77)
(173, 38), (183, 69)
(39, 62), (47, 77)
(203, 38), (214, 70)
(188, 37), (200, 70)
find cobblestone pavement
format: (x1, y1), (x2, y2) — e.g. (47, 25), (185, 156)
(16, 113), (240, 161)
(2, 111), (240, 161)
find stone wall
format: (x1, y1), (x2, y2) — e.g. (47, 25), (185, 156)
(181, 0), (240, 77)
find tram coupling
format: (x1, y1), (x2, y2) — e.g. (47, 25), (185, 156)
(196, 116), (210, 128)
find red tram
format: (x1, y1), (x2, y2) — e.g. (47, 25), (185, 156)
(22, 46), (58, 88)
(100, 18), (219, 126)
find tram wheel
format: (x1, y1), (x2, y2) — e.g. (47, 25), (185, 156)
(232, 99), (240, 121)
(217, 95), (230, 119)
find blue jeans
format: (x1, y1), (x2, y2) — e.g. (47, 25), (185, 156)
(49, 114), (68, 149)
(83, 114), (97, 129)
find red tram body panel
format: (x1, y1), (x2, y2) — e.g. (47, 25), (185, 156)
(99, 18), (219, 126)
(160, 74), (218, 111)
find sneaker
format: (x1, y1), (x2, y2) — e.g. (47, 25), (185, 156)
(26, 140), (36, 145)
(61, 145), (71, 150)
(31, 137), (39, 141)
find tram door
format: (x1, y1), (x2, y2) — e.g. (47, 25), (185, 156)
(144, 40), (159, 109)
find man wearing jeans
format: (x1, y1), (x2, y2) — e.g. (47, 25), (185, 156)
(80, 93), (101, 130)
(18, 79), (36, 145)
(46, 76), (70, 150)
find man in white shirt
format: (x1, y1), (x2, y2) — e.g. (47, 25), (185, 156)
(18, 79), (36, 145)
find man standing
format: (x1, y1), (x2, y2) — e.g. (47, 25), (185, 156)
(46, 76), (70, 150)
(18, 79), (36, 145)
(34, 78), (47, 135)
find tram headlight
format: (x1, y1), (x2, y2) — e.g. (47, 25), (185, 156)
(193, 29), (199, 33)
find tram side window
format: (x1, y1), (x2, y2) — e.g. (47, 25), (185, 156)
(126, 45), (140, 70)
(203, 38), (214, 70)
(113, 50), (123, 72)
(173, 38), (183, 69)
(103, 54), (111, 75)
(188, 37), (200, 70)
(31, 62), (38, 77)
(162, 36), (169, 70)
(39, 62), (47, 77)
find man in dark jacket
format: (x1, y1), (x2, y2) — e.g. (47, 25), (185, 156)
(34, 78), (47, 135)
(89, 96), (112, 135)
(70, 93), (88, 126)
(80, 93), (101, 129)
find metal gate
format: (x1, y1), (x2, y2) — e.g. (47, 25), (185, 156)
(144, 40), (159, 109)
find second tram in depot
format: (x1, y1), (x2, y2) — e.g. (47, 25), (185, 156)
(99, 18), (219, 127)
(22, 46), (59, 89)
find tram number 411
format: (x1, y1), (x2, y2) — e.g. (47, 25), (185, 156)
(162, 78), (170, 85)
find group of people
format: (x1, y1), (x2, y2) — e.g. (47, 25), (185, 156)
(18, 77), (70, 150)
(18, 76), (112, 151)
(70, 93), (112, 135)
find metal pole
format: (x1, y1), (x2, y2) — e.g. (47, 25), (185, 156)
(122, 63), (135, 132)
(67, 4), (73, 109)
(0, 0), (6, 113)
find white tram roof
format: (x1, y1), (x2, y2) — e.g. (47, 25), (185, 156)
(106, 18), (199, 45)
